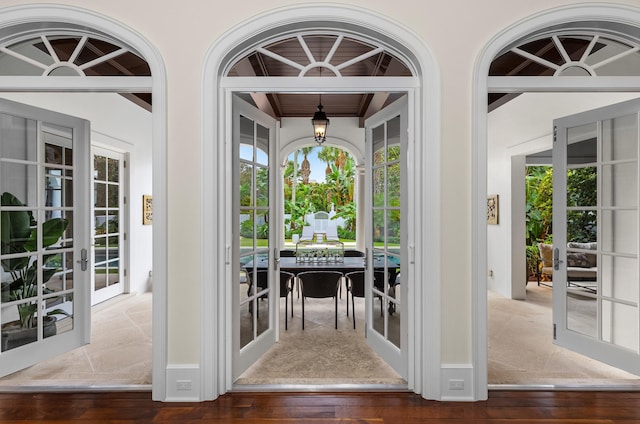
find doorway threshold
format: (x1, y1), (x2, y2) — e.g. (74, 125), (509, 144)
(232, 383), (409, 392)
(489, 383), (640, 392)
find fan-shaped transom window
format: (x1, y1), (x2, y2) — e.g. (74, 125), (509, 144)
(227, 32), (412, 77)
(491, 32), (640, 77)
(0, 33), (150, 77)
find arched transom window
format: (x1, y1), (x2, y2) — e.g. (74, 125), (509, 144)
(228, 32), (412, 78)
(491, 32), (640, 77)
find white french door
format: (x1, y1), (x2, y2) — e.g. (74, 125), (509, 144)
(91, 147), (126, 305)
(553, 97), (640, 375)
(0, 97), (90, 376)
(232, 95), (279, 379)
(364, 95), (408, 378)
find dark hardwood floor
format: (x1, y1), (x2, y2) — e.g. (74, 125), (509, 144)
(1, 390), (640, 423)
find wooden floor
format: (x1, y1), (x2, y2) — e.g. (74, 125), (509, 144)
(1, 390), (640, 423)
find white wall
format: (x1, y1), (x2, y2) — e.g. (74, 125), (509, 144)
(487, 92), (639, 299)
(0, 92), (153, 295)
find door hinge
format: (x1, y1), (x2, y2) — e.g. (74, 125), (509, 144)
(553, 126), (557, 142)
(123, 160), (127, 168)
(124, 232), (127, 241)
(124, 269), (127, 277)
(124, 196), (127, 205)
(364, 323), (367, 338)
(553, 323), (557, 340)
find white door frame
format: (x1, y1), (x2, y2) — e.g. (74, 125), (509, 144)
(202, 4), (441, 401)
(0, 5), (167, 400)
(473, 4), (640, 400)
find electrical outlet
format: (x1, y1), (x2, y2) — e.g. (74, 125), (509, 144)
(448, 379), (464, 390)
(176, 380), (192, 391)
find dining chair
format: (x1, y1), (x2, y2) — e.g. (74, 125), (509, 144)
(345, 271), (365, 329)
(280, 270), (295, 330)
(343, 250), (365, 257)
(297, 271), (343, 330)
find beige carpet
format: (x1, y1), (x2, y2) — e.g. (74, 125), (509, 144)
(0, 293), (152, 387)
(236, 294), (405, 385)
(489, 283), (640, 386)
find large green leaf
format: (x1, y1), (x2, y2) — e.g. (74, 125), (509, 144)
(24, 218), (68, 251)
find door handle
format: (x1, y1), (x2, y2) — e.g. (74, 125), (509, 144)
(77, 248), (88, 271)
(553, 248), (563, 271)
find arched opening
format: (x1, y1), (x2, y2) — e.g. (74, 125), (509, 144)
(0, 5), (167, 400)
(474, 4), (640, 399)
(202, 4), (441, 400)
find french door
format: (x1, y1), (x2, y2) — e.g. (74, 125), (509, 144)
(553, 97), (640, 375)
(0, 97), (90, 376)
(364, 95), (408, 378)
(232, 95), (278, 379)
(92, 147), (125, 305)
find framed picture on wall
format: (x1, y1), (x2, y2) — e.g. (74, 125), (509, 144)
(487, 194), (498, 225)
(143, 195), (153, 225)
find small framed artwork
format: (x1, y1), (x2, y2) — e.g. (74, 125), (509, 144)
(143, 195), (153, 225)
(487, 194), (499, 225)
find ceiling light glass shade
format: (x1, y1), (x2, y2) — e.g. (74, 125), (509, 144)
(311, 104), (329, 144)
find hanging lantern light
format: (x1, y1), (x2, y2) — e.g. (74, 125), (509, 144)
(311, 96), (329, 144)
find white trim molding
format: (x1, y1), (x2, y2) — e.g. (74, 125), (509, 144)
(441, 364), (474, 401)
(0, 3), (168, 401)
(202, 3), (441, 402)
(473, 2), (640, 401)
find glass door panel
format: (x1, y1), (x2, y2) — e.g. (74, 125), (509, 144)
(553, 98), (640, 375)
(92, 148), (125, 305)
(365, 96), (407, 378)
(0, 98), (90, 376)
(233, 96), (277, 379)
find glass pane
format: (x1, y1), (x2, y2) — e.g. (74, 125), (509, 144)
(566, 291), (597, 338)
(255, 210), (269, 242)
(107, 212), (119, 233)
(387, 116), (400, 156)
(372, 124), (385, 165)
(45, 173), (62, 208)
(0, 115), (37, 161)
(567, 123), (597, 165)
(372, 296), (384, 336)
(240, 212), (256, 245)
(240, 301), (253, 349)
(62, 211), (74, 245)
(95, 264), (108, 289)
(50, 294), (74, 336)
(566, 210), (597, 244)
(255, 124), (269, 166)
(602, 163), (637, 208)
(64, 147), (73, 167)
(94, 155), (106, 180)
(108, 184), (119, 208)
(256, 291), (269, 339)
(600, 210), (637, 255)
(372, 167), (385, 207)
(95, 210), (107, 234)
(64, 177), (73, 207)
(95, 182), (106, 207)
(107, 158), (119, 182)
(387, 210), (400, 246)
(601, 254), (638, 304)
(255, 166), (269, 207)
(373, 210), (385, 245)
(239, 116), (254, 161)
(1, 303), (59, 351)
(239, 163), (253, 207)
(43, 253), (69, 293)
(45, 144), (63, 165)
(1, 163), (37, 207)
(567, 167), (596, 207)
(602, 114), (638, 161)
(387, 162), (400, 207)
(602, 300), (638, 351)
(389, 299), (401, 348)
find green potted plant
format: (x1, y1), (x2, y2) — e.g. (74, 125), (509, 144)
(1, 192), (70, 351)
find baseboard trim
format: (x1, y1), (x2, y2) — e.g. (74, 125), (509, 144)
(441, 364), (474, 401)
(166, 364), (201, 401)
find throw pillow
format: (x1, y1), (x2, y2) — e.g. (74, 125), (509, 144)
(567, 252), (591, 268)
(538, 243), (553, 268)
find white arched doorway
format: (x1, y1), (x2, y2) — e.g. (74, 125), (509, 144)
(0, 4), (167, 400)
(202, 4), (441, 401)
(474, 3), (640, 400)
